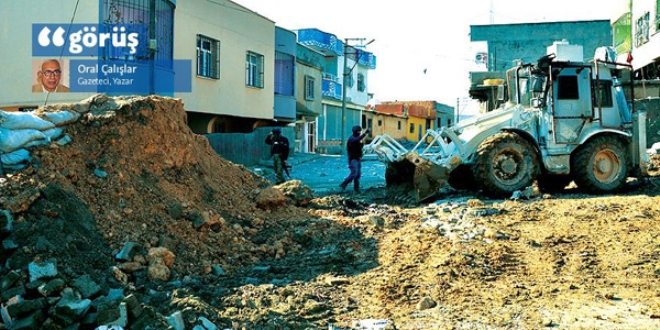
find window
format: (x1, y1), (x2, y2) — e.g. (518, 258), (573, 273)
(378, 120), (382, 127)
(398, 121), (402, 130)
(635, 12), (650, 46)
(656, 0), (660, 32)
(196, 35), (220, 79)
(275, 51), (294, 96)
(345, 67), (354, 88)
(357, 73), (365, 92)
(594, 80), (613, 108)
(246, 51), (264, 88)
(304, 75), (315, 100)
(409, 123), (414, 133)
(557, 76), (579, 100)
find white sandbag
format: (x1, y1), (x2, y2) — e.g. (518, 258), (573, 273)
(41, 110), (80, 126)
(23, 139), (49, 148)
(1, 148), (32, 166)
(0, 127), (47, 153)
(57, 134), (72, 146)
(1, 163), (27, 171)
(42, 127), (64, 141)
(0, 110), (55, 130)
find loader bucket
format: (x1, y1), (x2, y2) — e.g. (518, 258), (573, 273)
(385, 152), (451, 202)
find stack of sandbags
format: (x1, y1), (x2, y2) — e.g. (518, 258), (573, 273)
(0, 109), (79, 171)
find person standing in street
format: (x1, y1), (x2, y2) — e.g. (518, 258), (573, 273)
(265, 127), (290, 184)
(340, 125), (369, 193)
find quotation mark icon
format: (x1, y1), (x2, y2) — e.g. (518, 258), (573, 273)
(37, 26), (66, 47)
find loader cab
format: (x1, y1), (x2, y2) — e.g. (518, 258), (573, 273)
(506, 64), (548, 109)
(548, 64), (594, 144)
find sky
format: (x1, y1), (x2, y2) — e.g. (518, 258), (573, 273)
(231, 0), (625, 109)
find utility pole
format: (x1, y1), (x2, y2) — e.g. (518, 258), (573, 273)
(149, 0), (156, 95)
(340, 38), (375, 154)
(340, 39), (349, 154)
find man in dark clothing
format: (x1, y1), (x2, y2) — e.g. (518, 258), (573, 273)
(340, 125), (369, 193)
(265, 127), (290, 184)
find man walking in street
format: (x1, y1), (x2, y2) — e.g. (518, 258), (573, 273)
(340, 125), (369, 193)
(265, 127), (290, 184)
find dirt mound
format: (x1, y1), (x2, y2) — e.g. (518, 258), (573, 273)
(0, 95), (318, 328)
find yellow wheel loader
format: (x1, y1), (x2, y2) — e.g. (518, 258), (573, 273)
(365, 53), (649, 202)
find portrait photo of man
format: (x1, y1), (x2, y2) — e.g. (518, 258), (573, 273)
(32, 59), (70, 93)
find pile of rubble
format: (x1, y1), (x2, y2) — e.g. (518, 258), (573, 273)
(0, 94), (315, 329)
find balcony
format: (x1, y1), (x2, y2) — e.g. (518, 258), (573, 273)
(297, 28), (343, 56)
(322, 76), (342, 100)
(347, 47), (377, 69)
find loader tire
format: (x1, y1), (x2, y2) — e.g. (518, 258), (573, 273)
(473, 132), (539, 198)
(571, 135), (628, 194)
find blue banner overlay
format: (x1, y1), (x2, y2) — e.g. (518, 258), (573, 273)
(33, 24), (147, 57)
(70, 59), (191, 93)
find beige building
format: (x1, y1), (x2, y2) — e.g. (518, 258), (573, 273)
(371, 103), (407, 140)
(175, 0), (276, 133)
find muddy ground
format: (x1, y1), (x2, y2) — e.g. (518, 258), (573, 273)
(2, 95), (660, 329)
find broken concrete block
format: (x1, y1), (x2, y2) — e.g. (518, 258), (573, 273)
(52, 293), (91, 326)
(28, 261), (58, 282)
(71, 274), (101, 299)
(0, 209), (12, 233)
(6, 298), (48, 319)
(37, 278), (66, 297)
(115, 242), (143, 262)
(0, 270), (21, 291)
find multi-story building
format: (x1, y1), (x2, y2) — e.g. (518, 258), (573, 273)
(612, 0), (660, 97)
(294, 44), (324, 153)
(467, 20), (613, 113)
(296, 28), (377, 154)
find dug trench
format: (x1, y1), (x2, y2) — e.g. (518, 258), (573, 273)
(3, 94), (660, 329)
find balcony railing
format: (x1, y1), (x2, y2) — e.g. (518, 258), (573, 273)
(322, 78), (341, 100)
(297, 28), (343, 56)
(347, 47), (377, 69)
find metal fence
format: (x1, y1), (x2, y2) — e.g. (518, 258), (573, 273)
(205, 126), (294, 167)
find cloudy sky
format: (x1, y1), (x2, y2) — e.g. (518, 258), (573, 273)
(232, 0), (626, 109)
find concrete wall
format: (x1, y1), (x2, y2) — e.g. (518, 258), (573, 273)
(205, 126), (294, 166)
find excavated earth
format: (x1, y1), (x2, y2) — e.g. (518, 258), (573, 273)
(3, 95), (660, 329)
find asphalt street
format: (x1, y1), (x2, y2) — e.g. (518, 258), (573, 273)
(252, 153), (387, 195)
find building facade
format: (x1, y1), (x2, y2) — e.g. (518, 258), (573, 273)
(174, 0), (277, 134)
(467, 20), (613, 113)
(371, 103), (407, 140)
(470, 20), (613, 72)
(613, 0), (660, 98)
(296, 28), (377, 154)
(373, 101), (453, 143)
(294, 44), (324, 153)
